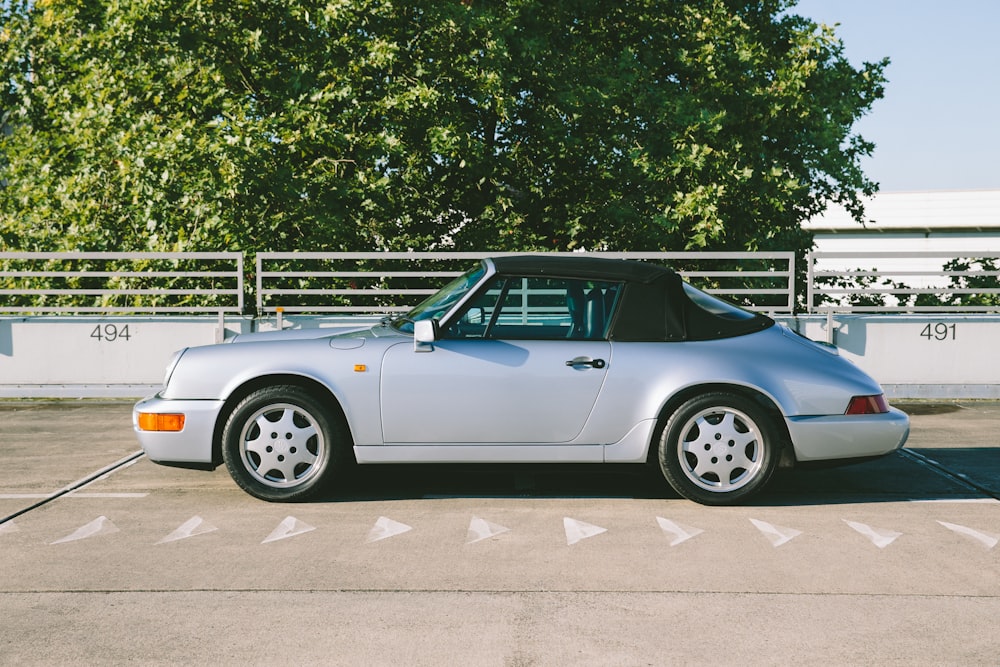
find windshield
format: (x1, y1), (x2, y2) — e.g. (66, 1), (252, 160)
(392, 263), (487, 333)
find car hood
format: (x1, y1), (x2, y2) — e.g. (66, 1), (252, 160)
(230, 325), (372, 343)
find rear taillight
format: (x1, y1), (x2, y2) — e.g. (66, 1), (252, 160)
(845, 394), (889, 415)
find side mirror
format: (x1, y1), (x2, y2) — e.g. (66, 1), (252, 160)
(413, 318), (438, 352)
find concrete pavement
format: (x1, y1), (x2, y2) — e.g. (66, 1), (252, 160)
(0, 400), (997, 665)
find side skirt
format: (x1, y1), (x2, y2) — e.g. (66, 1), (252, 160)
(354, 444), (604, 464)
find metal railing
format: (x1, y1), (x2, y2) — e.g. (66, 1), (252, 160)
(0, 252), (244, 314)
(5, 249), (998, 317)
(807, 251), (1000, 313)
(255, 251), (797, 315)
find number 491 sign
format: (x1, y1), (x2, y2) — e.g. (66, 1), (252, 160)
(920, 322), (956, 341)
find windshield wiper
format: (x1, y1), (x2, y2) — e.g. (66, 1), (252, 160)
(383, 315), (415, 332)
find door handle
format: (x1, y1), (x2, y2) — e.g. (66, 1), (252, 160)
(565, 357), (606, 369)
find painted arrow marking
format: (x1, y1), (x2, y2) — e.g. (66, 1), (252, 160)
(844, 520), (901, 548)
(367, 516), (412, 543)
(938, 521), (999, 549)
(750, 518), (802, 547)
(157, 516), (217, 544)
(51, 516), (119, 545)
(466, 516), (510, 544)
(656, 517), (703, 546)
(263, 516), (316, 544)
(564, 517), (606, 546)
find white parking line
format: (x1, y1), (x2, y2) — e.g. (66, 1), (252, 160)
(909, 497), (999, 504)
(0, 451), (147, 526)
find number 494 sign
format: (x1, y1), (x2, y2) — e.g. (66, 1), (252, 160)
(90, 324), (132, 342)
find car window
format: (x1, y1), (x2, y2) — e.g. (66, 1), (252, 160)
(441, 278), (505, 339)
(445, 277), (620, 340)
(683, 283), (757, 321)
(393, 263), (486, 333)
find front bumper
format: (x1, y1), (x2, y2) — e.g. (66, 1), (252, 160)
(133, 394), (226, 465)
(786, 407), (910, 462)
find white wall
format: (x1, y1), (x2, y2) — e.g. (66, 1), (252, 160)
(788, 315), (1000, 399)
(2, 314), (997, 400)
(0, 316), (251, 398)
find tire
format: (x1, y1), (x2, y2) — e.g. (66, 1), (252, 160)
(658, 392), (780, 505)
(222, 385), (349, 502)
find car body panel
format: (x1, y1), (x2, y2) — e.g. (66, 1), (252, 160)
(355, 443), (605, 463)
(786, 408), (910, 461)
(380, 338), (611, 443)
(139, 321), (900, 464)
(133, 396), (225, 464)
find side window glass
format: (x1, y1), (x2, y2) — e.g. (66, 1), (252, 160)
(445, 277), (622, 340)
(489, 278), (621, 340)
(567, 280), (620, 340)
(489, 278), (566, 339)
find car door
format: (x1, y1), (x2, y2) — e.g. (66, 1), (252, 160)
(379, 276), (619, 444)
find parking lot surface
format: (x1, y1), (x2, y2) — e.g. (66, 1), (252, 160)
(1, 400), (998, 665)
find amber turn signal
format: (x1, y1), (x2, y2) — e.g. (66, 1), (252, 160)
(137, 412), (186, 432)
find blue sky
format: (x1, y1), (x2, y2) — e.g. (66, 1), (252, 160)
(791, 0), (1000, 192)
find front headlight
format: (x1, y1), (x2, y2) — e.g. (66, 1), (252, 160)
(162, 348), (188, 388)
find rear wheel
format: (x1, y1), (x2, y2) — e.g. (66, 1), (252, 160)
(658, 393), (780, 505)
(222, 385), (349, 502)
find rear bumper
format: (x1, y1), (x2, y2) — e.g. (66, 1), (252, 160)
(786, 407), (910, 462)
(133, 395), (225, 465)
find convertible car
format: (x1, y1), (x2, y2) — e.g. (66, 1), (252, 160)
(134, 255), (909, 505)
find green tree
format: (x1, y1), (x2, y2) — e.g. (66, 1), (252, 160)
(1, 0), (887, 257)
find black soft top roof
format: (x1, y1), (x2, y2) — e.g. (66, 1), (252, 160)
(489, 255), (672, 284)
(486, 254), (772, 341)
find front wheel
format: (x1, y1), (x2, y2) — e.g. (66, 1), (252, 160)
(222, 385), (349, 502)
(658, 393), (781, 505)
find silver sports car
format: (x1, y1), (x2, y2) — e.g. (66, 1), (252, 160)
(134, 255), (909, 505)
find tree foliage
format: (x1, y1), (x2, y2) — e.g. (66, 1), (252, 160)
(1, 0), (887, 256)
